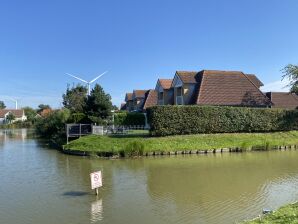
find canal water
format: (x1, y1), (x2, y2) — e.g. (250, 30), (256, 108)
(1, 129), (298, 224)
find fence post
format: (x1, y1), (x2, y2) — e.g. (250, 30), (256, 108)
(79, 124), (82, 137)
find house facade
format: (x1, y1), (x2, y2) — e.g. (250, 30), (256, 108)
(0, 109), (27, 124)
(122, 89), (157, 112)
(169, 70), (271, 107)
(155, 79), (174, 105)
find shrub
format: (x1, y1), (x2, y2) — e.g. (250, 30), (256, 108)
(147, 106), (298, 136)
(35, 109), (71, 142)
(114, 112), (145, 126)
(123, 141), (145, 157)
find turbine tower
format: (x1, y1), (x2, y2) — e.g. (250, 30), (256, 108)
(66, 71), (108, 96)
(8, 97), (18, 109)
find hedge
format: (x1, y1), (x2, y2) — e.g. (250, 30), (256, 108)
(114, 112), (145, 126)
(147, 106), (298, 136)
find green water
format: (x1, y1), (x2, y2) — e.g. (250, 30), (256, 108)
(1, 129), (298, 224)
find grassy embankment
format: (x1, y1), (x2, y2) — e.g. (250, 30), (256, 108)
(64, 131), (298, 156)
(243, 202), (298, 224)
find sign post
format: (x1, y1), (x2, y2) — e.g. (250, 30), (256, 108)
(90, 171), (103, 195)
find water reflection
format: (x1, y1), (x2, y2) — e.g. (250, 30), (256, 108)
(91, 198), (103, 223)
(0, 129), (30, 142)
(1, 132), (298, 224)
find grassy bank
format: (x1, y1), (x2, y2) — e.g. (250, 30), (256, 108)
(243, 202), (298, 223)
(64, 131), (298, 156)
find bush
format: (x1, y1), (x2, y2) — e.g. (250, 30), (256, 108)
(114, 112), (145, 126)
(123, 141), (145, 157)
(147, 106), (298, 136)
(35, 109), (71, 142)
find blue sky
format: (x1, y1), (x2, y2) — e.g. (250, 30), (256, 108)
(0, 0), (297, 109)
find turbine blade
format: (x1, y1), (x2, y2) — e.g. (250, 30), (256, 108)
(66, 73), (88, 83)
(90, 71), (108, 83)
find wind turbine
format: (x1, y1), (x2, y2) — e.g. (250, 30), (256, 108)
(8, 97), (18, 109)
(66, 71), (108, 96)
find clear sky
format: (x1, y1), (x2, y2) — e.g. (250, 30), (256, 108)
(0, 0), (297, 109)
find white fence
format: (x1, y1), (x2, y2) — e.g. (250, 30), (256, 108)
(66, 124), (149, 143)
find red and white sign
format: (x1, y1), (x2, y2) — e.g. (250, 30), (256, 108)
(90, 171), (103, 189)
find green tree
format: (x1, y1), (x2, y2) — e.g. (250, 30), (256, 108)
(37, 104), (51, 114)
(0, 101), (6, 109)
(62, 84), (87, 113)
(23, 107), (37, 122)
(282, 64), (298, 93)
(6, 113), (15, 124)
(35, 108), (71, 142)
(85, 84), (113, 123)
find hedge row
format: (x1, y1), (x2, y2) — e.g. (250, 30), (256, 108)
(114, 112), (145, 126)
(147, 106), (298, 136)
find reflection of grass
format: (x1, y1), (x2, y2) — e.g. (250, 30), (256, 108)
(64, 131), (298, 155)
(243, 202), (298, 224)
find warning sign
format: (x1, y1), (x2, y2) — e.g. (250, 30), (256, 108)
(90, 171), (103, 190)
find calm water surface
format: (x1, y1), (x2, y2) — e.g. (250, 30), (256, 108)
(1, 129), (298, 224)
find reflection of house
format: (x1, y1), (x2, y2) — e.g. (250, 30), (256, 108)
(0, 109), (27, 124)
(266, 92), (298, 109)
(172, 70), (271, 107)
(155, 79), (174, 105)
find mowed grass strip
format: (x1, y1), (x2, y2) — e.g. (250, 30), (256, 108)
(243, 202), (298, 224)
(64, 131), (298, 153)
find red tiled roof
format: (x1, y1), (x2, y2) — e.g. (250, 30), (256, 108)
(143, 90), (157, 110)
(196, 70), (271, 107)
(176, 71), (198, 84)
(0, 109), (24, 118)
(158, 79), (173, 90)
(133, 90), (147, 99)
(246, 74), (264, 88)
(125, 93), (133, 101)
(266, 92), (298, 109)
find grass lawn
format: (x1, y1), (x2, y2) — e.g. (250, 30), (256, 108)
(243, 202), (298, 224)
(64, 131), (298, 154)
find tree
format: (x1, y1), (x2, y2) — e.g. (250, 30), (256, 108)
(282, 64), (298, 94)
(85, 84), (113, 122)
(23, 107), (37, 122)
(0, 101), (6, 109)
(37, 104), (51, 114)
(62, 84), (87, 113)
(6, 113), (15, 124)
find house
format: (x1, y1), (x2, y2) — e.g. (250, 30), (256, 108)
(266, 92), (298, 109)
(132, 90), (148, 111)
(155, 79), (174, 105)
(122, 89), (157, 112)
(0, 109), (27, 124)
(120, 103), (127, 111)
(124, 93), (134, 112)
(171, 70), (271, 107)
(142, 90), (158, 111)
